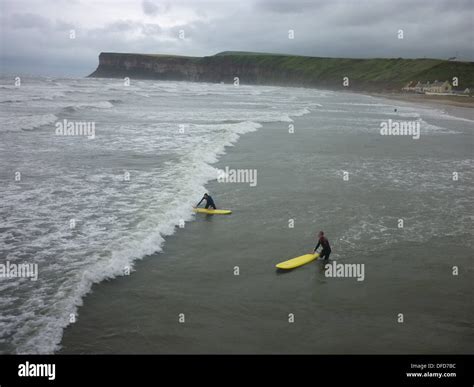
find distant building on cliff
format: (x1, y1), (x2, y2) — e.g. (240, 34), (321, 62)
(426, 80), (453, 93)
(402, 81), (418, 92)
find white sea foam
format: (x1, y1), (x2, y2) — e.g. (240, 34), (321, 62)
(1, 113), (58, 132)
(0, 76), (300, 354)
(62, 101), (114, 112)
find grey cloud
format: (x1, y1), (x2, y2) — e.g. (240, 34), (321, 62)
(142, 0), (170, 16)
(9, 13), (51, 30)
(142, 0), (159, 15)
(255, 0), (329, 14)
(87, 20), (163, 39)
(55, 20), (76, 31)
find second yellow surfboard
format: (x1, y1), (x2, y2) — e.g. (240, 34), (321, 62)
(276, 253), (320, 270)
(193, 208), (232, 215)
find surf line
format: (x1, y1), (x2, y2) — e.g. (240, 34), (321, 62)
(324, 261), (365, 282)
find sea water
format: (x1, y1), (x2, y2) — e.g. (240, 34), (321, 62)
(0, 76), (472, 353)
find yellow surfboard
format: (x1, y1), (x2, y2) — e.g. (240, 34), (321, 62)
(276, 253), (320, 269)
(193, 208), (232, 215)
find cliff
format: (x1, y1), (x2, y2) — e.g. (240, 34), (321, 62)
(88, 51), (474, 91)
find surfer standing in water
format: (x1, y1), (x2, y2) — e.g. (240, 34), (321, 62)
(195, 193), (217, 209)
(313, 231), (331, 260)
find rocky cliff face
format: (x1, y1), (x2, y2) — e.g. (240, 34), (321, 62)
(89, 52), (299, 86)
(88, 52), (474, 91)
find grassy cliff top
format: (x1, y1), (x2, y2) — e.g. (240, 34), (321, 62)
(97, 51), (474, 89)
(210, 52), (473, 86)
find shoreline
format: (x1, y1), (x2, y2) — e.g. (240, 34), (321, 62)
(373, 92), (474, 108)
(84, 73), (474, 111)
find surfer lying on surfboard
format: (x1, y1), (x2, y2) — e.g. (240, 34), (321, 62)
(313, 231), (331, 260)
(195, 193), (217, 209)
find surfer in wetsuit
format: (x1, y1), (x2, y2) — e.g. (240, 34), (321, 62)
(195, 193), (216, 209)
(313, 231), (331, 260)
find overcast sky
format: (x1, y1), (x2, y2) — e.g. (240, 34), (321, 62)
(1, 0), (473, 76)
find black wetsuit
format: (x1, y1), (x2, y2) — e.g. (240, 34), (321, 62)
(197, 195), (216, 209)
(315, 236), (331, 260)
